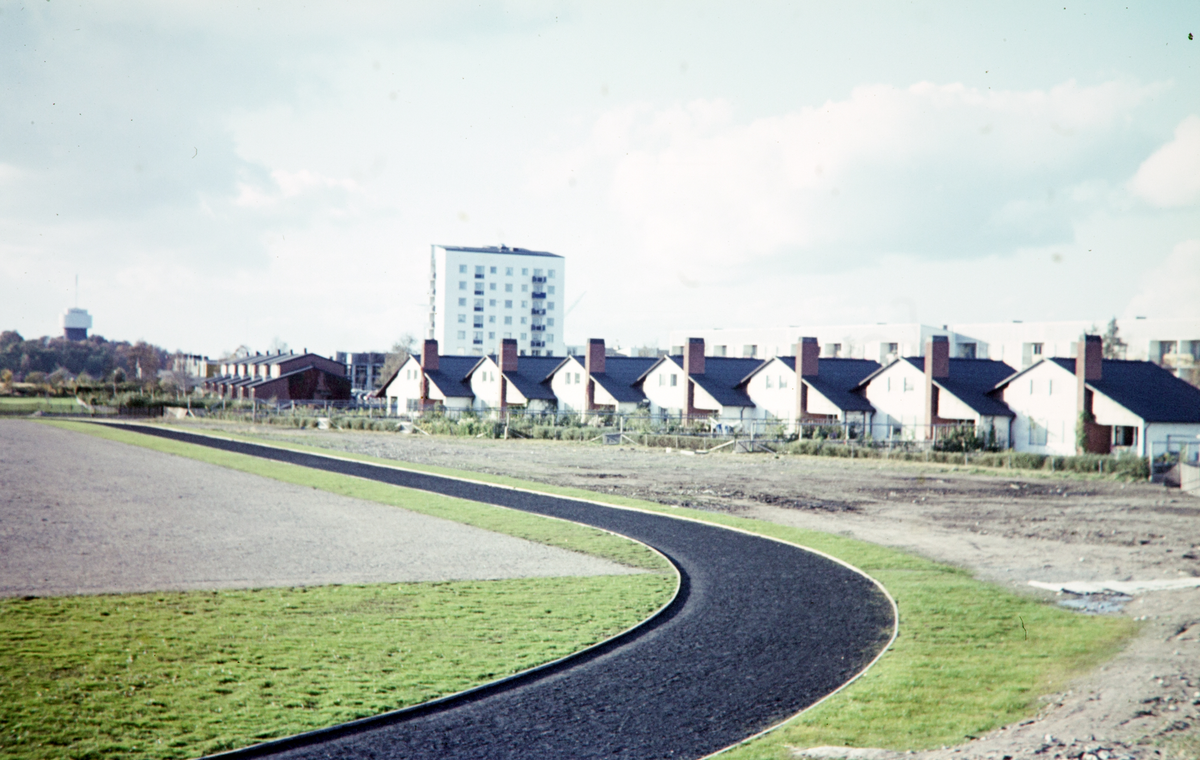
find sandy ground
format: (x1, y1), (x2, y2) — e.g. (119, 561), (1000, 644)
(173, 421), (1200, 760)
(0, 420), (639, 596)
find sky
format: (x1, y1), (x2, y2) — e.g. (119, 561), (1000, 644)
(2, 1), (1198, 358)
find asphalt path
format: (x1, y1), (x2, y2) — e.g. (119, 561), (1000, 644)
(112, 423), (895, 760)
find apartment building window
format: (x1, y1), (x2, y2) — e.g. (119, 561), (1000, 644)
(547, 334), (554, 342)
(522, 284), (529, 292)
(489, 266), (497, 274)
(520, 317), (527, 324)
(826, 343), (842, 357)
(474, 299), (484, 310)
(743, 345), (757, 357)
(473, 317), (484, 328)
(504, 332), (512, 338)
(548, 285), (555, 295)
(489, 283), (497, 291)
(458, 264), (467, 273)
(522, 268), (528, 275)
(457, 314), (466, 323)
(488, 315), (496, 323)
(473, 330), (483, 340)
(548, 302), (555, 310)
(548, 269), (556, 278)
(547, 318), (554, 326)
(520, 332), (527, 340)
(505, 300), (512, 308)
(1033, 343), (1043, 355)
(714, 345), (727, 357)
(458, 298), (467, 307)
(459, 281), (467, 290)
(475, 265), (484, 275)
(504, 316), (512, 325)
(488, 331), (495, 339)
(534, 268), (543, 276)
(887, 343), (898, 354)
(958, 342), (977, 359)
(505, 267), (513, 276)
(505, 283), (513, 292)
(457, 331), (466, 339)
(521, 300), (528, 308)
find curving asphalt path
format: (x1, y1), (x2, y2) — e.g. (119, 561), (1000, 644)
(109, 423), (895, 760)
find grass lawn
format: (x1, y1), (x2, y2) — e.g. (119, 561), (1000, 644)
(38, 421), (1136, 756)
(0, 396), (80, 414)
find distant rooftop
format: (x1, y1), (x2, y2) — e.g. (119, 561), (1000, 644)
(438, 244), (563, 259)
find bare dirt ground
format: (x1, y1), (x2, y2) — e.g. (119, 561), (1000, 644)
(175, 421), (1200, 760)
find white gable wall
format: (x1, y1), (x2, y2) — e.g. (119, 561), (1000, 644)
(744, 358), (795, 421)
(468, 359), (504, 411)
(640, 359), (688, 416)
(383, 356), (423, 415)
(548, 358), (588, 413)
(1000, 361), (1078, 455)
(863, 361), (927, 440)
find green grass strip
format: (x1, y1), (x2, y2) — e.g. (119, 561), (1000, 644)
(1, 576), (673, 760)
(132, 423), (1137, 755)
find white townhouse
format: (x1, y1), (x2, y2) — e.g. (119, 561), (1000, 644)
(740, 337), (879, 432)
(636, 338), (762, 425)
(859, 335), (1015, 446)
(464, 340), (560, 415)
(377, 340), (476, 414)
(995, 335), (1200, 457)
(547, 339), (656, 415)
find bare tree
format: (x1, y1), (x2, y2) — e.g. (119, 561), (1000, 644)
(378, 333), (417, 388)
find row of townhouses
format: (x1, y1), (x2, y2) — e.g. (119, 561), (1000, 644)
(377, 336), (1200, 459)
(202, 350), (351, 401)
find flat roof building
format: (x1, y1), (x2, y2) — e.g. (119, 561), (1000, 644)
(428, 244), (566, 359)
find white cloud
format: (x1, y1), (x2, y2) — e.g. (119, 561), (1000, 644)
(548, 79), (1157, 276)
(1123, 239), (1200, 320)
(1129, 115), (1200, 208)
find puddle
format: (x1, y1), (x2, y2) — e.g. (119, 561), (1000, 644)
(1058, 592), (1133, 615)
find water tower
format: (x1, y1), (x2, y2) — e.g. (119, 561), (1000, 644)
(61, 307), (92, 340)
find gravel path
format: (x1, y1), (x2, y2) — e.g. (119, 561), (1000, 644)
(0, 420), (639, 596)
(116, 423), (896, 760)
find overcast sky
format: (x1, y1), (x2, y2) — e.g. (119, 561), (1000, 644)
(2, 1), (1197, 357)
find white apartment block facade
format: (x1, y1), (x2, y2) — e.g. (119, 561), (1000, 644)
(670, 317), (1200, 376)
(427, 245), (566, 358)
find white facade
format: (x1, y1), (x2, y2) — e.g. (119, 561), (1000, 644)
(428, 244), (566, 359)
(668, 324), (947, 364)
(742, 358), (798, 421)
(548, 357), (589, 413)
(673, 318), (1200, 376)
(863, 361), (929, 441)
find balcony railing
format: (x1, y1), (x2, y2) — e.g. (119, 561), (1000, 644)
(530, 340), (546, 348)
(531, 275), (546, 283)
(531, 308), (546, 316)
(474, 306), (484, 312)
(475, 273), (485, 279)
(531, 324), (546, 332)
(531, 291), (546, 299)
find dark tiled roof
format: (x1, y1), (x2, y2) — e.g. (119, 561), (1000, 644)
(439, 245), (563, 259)
(426, 356), (479, 399)
(1049, 358), (1200, 423)
(771, 357), (880, 412)
(901, 357), (1016, 417)
(688, 356), (764, 408)
(495, 356), (562, 402)
(591, 357), (658, 404)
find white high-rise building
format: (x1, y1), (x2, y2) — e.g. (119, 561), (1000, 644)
(427, 244), (566, 358)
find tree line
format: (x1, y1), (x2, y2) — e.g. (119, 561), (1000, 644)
(0, 330), (169, 387)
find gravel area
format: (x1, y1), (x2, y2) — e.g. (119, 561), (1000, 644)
(174, 422), (1200, 760)
(122, 423), (895, 760)
(0, 420), (640, 597)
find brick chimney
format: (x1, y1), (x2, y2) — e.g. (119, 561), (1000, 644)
(795, 337), (819, 425)
(419, 339), (438, 408)
(924, 335), (950, 439)
(1076, 334), (1110, 453)
(683, 337), (705, 375)
(499, 338), (518, 415)
(585, 338), (605, 411)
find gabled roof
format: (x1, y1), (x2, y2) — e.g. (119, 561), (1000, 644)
(482, 355), (562, 402)
(590, 356), (658, 404)
(766, 357), (879, 412)
(1048, 358), (1200, 423)
(426, 356), (479, 399)
(689, 357), (763, 408)
(898, 357), (1016, 417)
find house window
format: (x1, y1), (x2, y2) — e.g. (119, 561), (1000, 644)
(670, 374), (677, 387)
(457, 297), (467, 307)
(743, 345), (757, 357)
(504, 316), (512, 325)
(458, 264), (467, 273)
(903, 377), (914, 392)
(779, 376), (788, 389)
(564, 373), (571, 385)
(1114, 426), (1137, 447)
(658, 374), (665, 386)
(574, 372), (580, 383)
(1048, 379), (1053, 395)
(766, 375), (774, 389)
(1028, 419), (1048, 446)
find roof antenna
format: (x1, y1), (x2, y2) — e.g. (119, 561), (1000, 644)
(74, 274), (79, 308)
